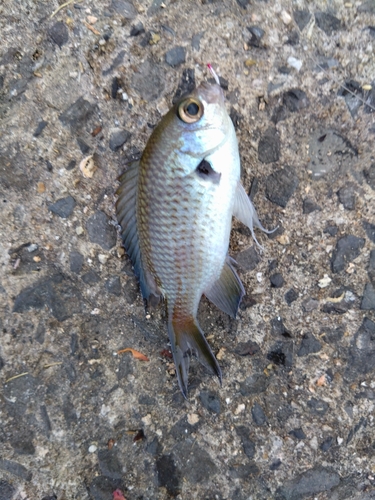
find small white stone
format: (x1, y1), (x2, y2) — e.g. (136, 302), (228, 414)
(98, 254), (108, 264)
(142, 414), (152, 426)
(281, 11), (292, 25)
(234, 404), (245, 415)
(337, 436), (343, 445)
(88, 445), (97, 453)
(27, 243), (38, 252)
(91, 308), (101, 315)
(287, 56), (303, 72)
(76, 226), (84, 235)
(318, 274), (332, 288)
(256, 272), (263, 283)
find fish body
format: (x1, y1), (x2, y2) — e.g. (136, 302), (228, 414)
(116, 79), (269, 397)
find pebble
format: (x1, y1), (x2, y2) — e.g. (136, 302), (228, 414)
(131, 60), (165, 102)
(293, 9), (311, 31)
(265, 165), (299, 208)
(240, 373), (270, 396)
(235, 246), (261, 272)
(276, 466), (340, 499)
(109, 128), (130, 151)
(283, 89), (310, 112)
(199, 390), (221, 414)
(314, 11), (342, 35)
(289, 428), (306, 440)
(307, 397), (329, 416)
(361, 283), (375, 310)
(0, 458), (32, 481)
(331, 235), (365, 273)
(280, 10), (292, 25)
(33, 120), (48, 137)
(363, 220), (375, 243)
(270, 316), (291, 337)
(247, 26), (264, 47)
(48, 195), (76, 218)
(191, 32), (204, 51)
(258, 127), (280, 164)
(287, 56), (302, 71)
(66, 159), (76, 171)
(285, 288), (298, 305)
(48, 21), (69, 48)
(251, 402), (267, 426)
(297, 332), (322, 356)
(86, 211), (117, 250)
(156, 455), (180, 496)
(105, 276), (122, 296)
(324, 225), (338, 237)
(364, 162), (375, 190)
(338, 80), (363, 118)
(88, 445), (97, 453)
(302, 297), (319, 312)
(59, 97), (96, 132)
(98, 449), (123, 479)
(303, 198), (321, 214)
(270, 272), (284, 288)
(110, 0), (137, 19)
(130, 21), (145, 36)
(235, 426), (255, 459)
(337, 184), (356, 210)
(165, 46), (186, 67)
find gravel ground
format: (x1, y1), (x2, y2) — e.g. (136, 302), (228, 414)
(1, 0), (375, 499)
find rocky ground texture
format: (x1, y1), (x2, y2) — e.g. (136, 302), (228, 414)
(1, 0), (375, 499)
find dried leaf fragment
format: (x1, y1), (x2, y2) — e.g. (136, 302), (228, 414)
(117, 347), (149, 361)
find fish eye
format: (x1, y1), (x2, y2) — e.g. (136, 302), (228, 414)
(177, 98), (204, 124)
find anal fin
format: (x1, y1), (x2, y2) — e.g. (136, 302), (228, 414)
(205, 257), (245, 318)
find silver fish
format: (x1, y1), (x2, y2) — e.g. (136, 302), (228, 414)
(116, 73), (271, 397)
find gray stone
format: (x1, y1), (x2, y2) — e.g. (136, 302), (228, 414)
(105, 276), (122, 295)
(13, 273), (83, 321)
(170, 416), (199, 441)
(276, 466), (340, 499)
(361, 283), (375, 310)
(156, 455), (180, 496)
(59, 97), (96, 132)
(270, 316), (291, 337)
(240, 373), (270, 396)
(10, 432), (35, 455)
(258, 127), (280, 163)
(331, 235), (365, 273)
(33, 120), (48, 137)
(358, 0), (375, 13)
(303, 197), (321, 214)
(297, 332), (322, 356)
(98, 449), (123, 479)
(324, 225), (338, 237)
(69, 251), (84, 273)
(247, 26), (264, 47)
(235, 246), (260, 271)
(285, 288), (298, 305)
(337, 184), (356, 209)
(199, 390), (221, 414)
(131, 60), (165, 102)
(363, 220), (375, 242)
(270, 272), (284, 288)
(293, 10), (311, 31)
(315, 12), (342, 35)
(48, 21), (69, 47)
(172, 68), (196, 104)
(322, 326), (345, 344)
(251, 402), (267, 426)
(235, 426), (256, 459)
(88, 476), (123, 500)
(48, 195), (76, 218)
(86, 211), (117, 250)
(130, 22), (145, 36)
(289, 428), (306, 440)
(308, 129), (357, 180)
(229, 462), (259, 479)
(265, 165), (299, 207)
(0, 459), (32, 481)
(111, 0), (137, 18)
(81, 270), (100, 284)
(192, 32), (204, 51)
(109, 128), (130, 151)
(173, 440), (217, 483)
(0, 480), (15, 500)
(165, 46), (186, 67)
(364, 163), (375, 189)
(267, 342), (293, 368)
(283, 89), (310, 112)
(307, 397), (329, 416)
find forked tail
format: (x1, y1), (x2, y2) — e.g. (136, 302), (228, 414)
(168, 317), (222, 398)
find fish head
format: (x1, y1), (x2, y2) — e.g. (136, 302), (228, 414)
(171, 81), (233, 157)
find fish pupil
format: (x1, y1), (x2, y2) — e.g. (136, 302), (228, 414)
(186, 102), (199, 116)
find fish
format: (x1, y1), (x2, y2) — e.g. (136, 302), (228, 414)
(115, 67), (272, 398)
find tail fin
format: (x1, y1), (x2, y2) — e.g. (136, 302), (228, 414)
(168, 318), (222, 398)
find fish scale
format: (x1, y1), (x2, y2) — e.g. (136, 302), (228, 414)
(116, 78), (271, 397)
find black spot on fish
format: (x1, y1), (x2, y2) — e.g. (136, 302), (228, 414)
(196, 159), (221, 184)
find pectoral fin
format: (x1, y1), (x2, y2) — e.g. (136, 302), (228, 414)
(205, 257), (245, 318)
(115, 161), (160, 304)
(233, 181), (277, 249)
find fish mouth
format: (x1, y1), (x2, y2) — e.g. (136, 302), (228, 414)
(198, 81), (224, 104)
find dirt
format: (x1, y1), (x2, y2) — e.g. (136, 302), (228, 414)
(1, 0), (375, 499)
